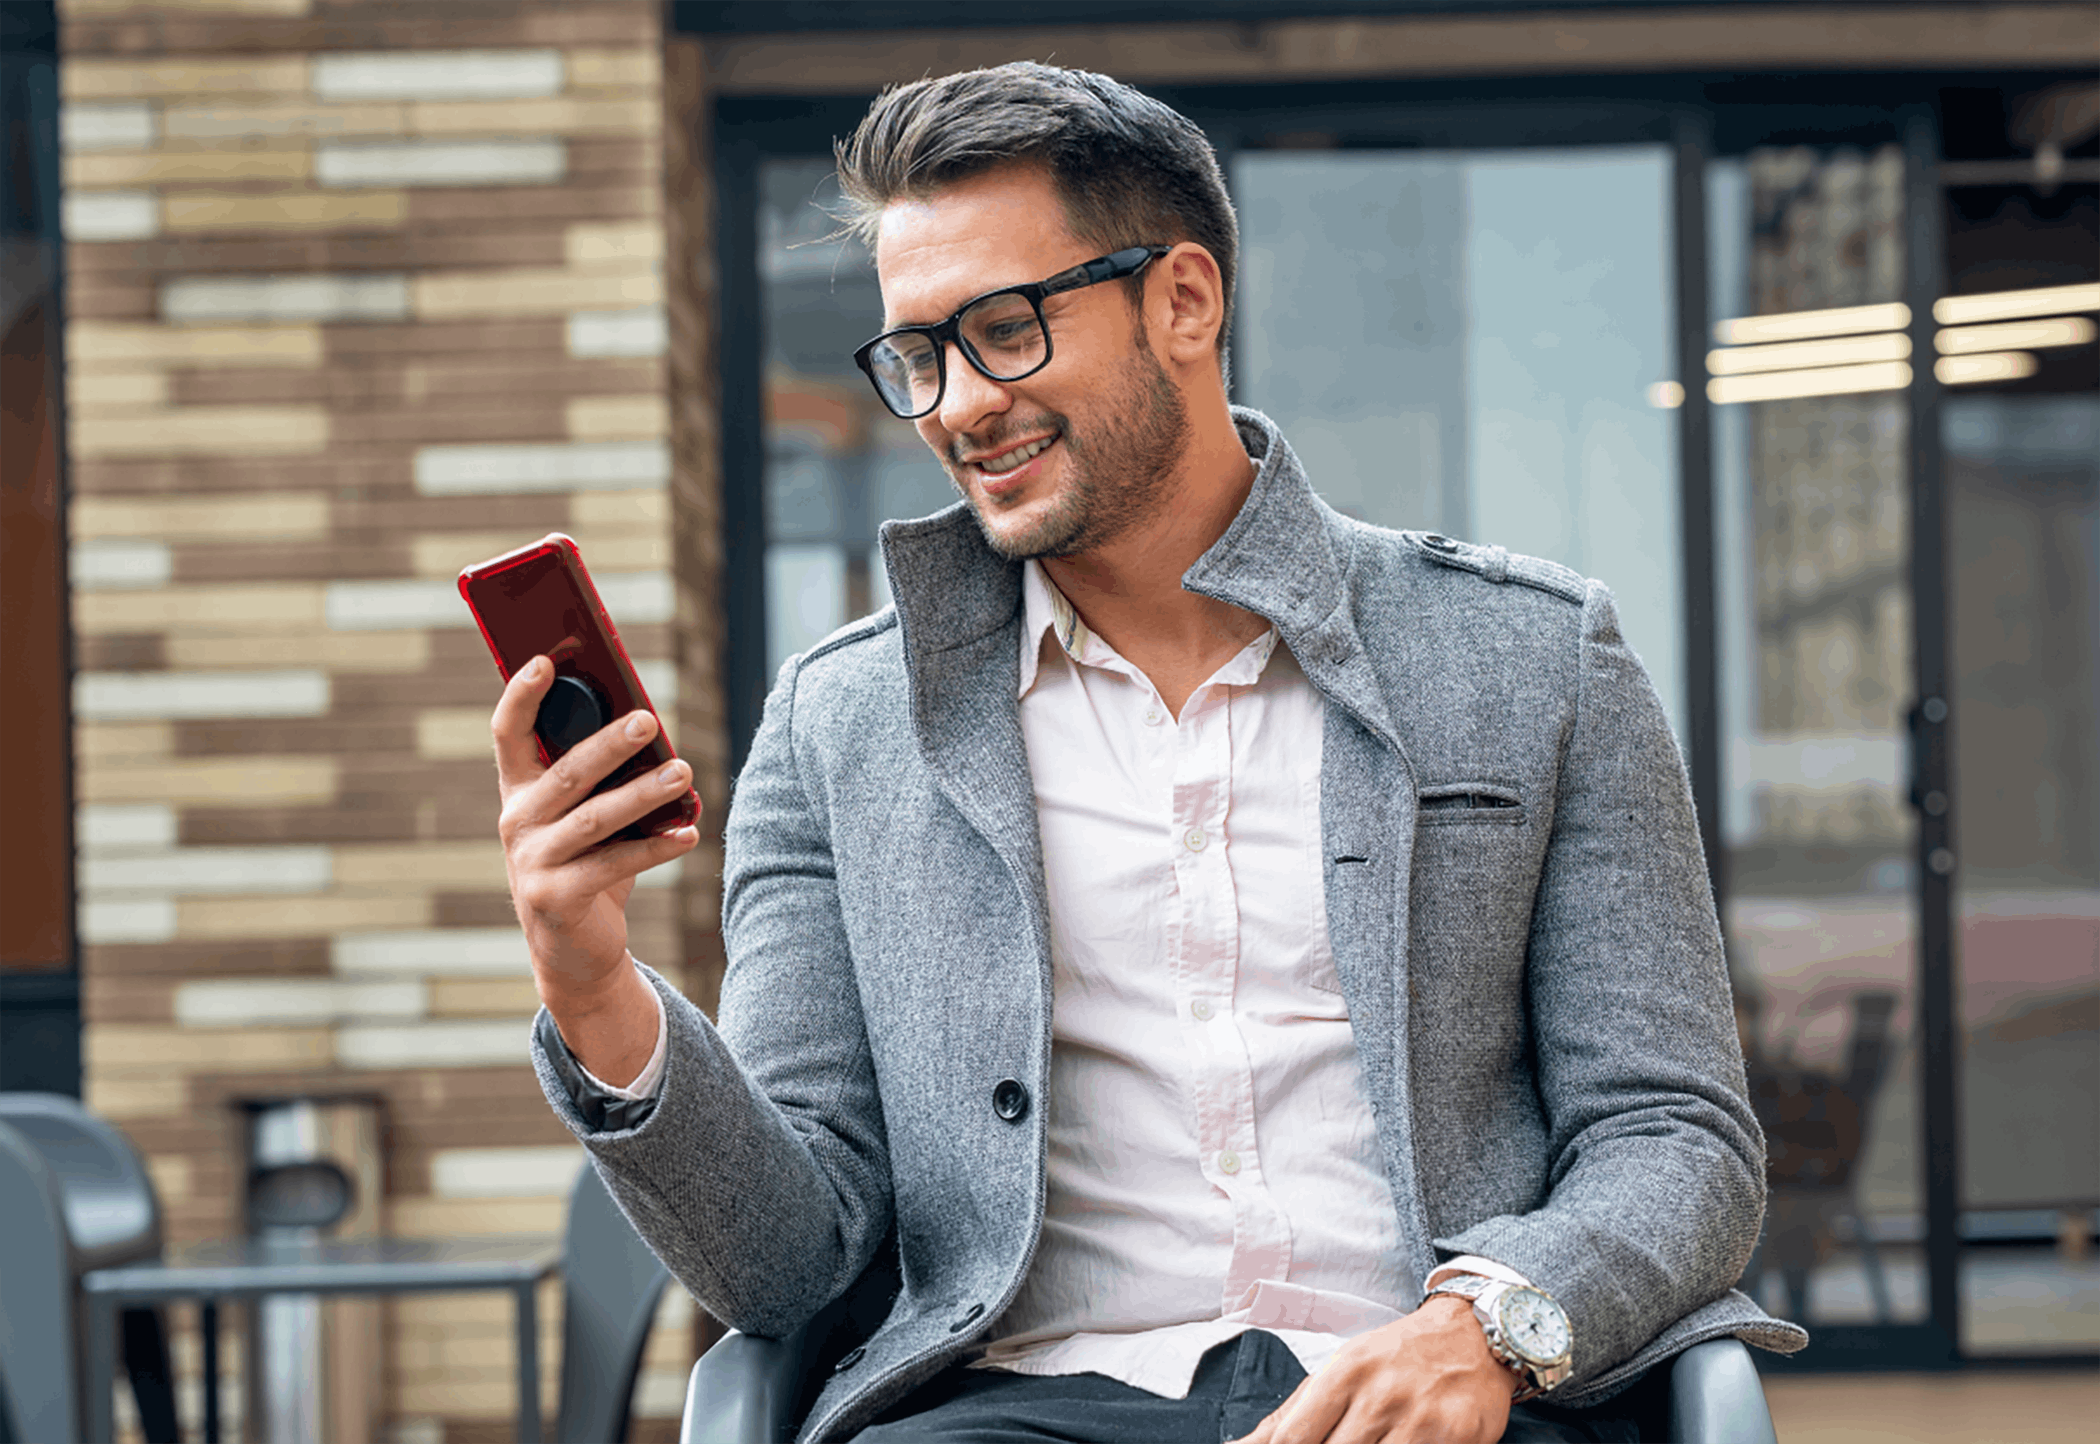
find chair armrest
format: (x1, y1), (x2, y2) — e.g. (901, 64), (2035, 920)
(681, 1329), (815, 1444)
(1668, 1337), (1778, 1444)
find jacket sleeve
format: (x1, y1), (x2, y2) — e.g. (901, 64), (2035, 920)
(1432, 581), (1766, 1390)
(530, 654), (893, 1339)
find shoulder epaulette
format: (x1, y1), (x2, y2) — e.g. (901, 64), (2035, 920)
(1402, 532), (1588, 605)
(797, 606), (899, 667)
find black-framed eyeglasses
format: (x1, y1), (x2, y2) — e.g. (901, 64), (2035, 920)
(852, 244), (1173, 420)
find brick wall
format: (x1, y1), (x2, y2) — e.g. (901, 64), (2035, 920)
(56, 1), (724, 1438)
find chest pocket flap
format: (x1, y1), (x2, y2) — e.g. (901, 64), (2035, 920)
(1417, 779), (1526, 825)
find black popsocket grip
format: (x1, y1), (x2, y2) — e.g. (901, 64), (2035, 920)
(534, 674), (610, 756)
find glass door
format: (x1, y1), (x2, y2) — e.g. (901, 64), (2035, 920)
(1938, 166), (2098, 1357)
(1232, 144), (1686, 742)
(755, 158), (951, 677)
(744, 140), (1687, 742)
(1944, 392), (2099, 1356)
(1709, 143), (1940, 1357)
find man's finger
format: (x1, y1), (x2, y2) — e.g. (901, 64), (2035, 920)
(1234, 1366), (1350, 1444)
(526, 826), (698, 911)
(533, 755), (693, 862)
(523, 707), (659, 816)
(492, 656), (555, 792)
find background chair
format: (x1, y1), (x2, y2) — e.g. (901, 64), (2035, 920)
(0, 1118), (81, 1444)
(0, 1094), (179, 1444)
(0, 1093), (672, 1444)
(557, 1161), (672, 1444)
(678, 1323), (1781, 1444)
(1745, 989), (1902, 1323)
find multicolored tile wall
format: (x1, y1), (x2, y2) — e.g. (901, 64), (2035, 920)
(56, 1), (725, 1436)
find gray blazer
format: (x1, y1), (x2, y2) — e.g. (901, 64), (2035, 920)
(534, 410), (1805, 1443)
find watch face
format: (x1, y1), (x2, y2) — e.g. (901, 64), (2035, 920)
(1496, 1288), (1572, 1366)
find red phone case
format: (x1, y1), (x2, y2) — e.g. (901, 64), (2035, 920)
(457, 533), (698, 840)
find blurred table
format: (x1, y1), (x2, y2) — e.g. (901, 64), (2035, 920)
(83, 1234), (562, 1444)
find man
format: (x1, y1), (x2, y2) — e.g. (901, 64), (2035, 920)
(496, 62), (1802, 1444)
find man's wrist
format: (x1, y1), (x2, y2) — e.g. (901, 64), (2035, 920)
(1418, 1295), (1524, 1396)
(539, 952), (659, 1086)
(1424, 1273), (1575, 1401)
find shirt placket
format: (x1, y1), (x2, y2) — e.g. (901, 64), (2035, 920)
(1167, 681), (1296, 1313)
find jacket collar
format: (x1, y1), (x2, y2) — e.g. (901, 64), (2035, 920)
(879, 406), (1398, 752)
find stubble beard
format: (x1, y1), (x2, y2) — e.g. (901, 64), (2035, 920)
(949, 337), (1192, 562)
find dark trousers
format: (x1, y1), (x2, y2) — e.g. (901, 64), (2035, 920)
(851, 1331), (1641, 1443)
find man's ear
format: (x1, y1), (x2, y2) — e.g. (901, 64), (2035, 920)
(1151, 243), (1226, 366)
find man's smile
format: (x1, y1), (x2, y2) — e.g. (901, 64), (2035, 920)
(958, 430), (1061, 495)
(980, 435), (1055, 475)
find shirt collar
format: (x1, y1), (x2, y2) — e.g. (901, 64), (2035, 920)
(1018, 558), (1281, 701)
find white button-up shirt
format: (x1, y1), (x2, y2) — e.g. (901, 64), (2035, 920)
(596, 560), (1527, 1397)
(966, 561), (1416, 1395)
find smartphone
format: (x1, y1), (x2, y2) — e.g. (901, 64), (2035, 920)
(457, 533), (698, 840)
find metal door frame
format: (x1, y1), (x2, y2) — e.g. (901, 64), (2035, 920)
(709, 67), (2095, 1373)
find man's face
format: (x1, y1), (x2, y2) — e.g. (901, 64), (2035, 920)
(874, 166), (1190, 560)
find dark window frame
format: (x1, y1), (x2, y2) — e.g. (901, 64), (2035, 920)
(706, 58), (2098, 1372)
(0, 0), (79, 1097)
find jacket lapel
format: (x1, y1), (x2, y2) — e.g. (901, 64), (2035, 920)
(1184, 411), (1435, 1288)
(878, 508), (1051, 957)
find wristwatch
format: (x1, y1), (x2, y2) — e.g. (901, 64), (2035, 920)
(1425, 1273), (1574, 1401)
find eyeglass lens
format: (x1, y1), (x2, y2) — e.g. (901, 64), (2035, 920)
(866, 291), (1049, 417)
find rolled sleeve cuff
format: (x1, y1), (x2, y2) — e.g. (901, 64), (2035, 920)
(1426, 1254), (1538, 1294)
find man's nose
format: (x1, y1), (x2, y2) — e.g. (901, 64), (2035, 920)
(935, 341), (1011, 436)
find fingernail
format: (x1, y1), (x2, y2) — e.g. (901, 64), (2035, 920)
(626, 713), (650, 739)
(527, 657), (546, 680)
(657, 762), (682, 787)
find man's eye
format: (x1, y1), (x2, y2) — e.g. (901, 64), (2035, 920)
(887, 344), (936, 377)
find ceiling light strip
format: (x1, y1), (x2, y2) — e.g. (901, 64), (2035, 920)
(1712, 302), (1911, 346)
(1933, 282), (2100, 327)
(1707, 332), (1913, 376)
(1934, 352), (2041, 386)
(1934, 316), (2098, 355)
(1707, 361), (1913, 406)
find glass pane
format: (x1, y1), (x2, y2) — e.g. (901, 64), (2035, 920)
(1946, 393), (2100, 1355)
(760, 158), (951, 674)
(1710, 146), (1930, 1332)
(1235, 146), (1684, 742)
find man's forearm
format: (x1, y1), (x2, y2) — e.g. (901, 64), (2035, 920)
(538, 950), (662, 1088)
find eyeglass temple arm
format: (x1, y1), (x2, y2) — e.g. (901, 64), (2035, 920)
(1045, 245), (1172, 296)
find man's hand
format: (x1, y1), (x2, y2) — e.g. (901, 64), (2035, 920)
(1229, 1297), (1516, 1444)
(494, 656), (699, 1080)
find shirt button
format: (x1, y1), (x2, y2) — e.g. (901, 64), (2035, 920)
(1218, 1150), (1242, 1175)
(1191, 999), (1215, 1022)
(1185, 828), (1207, 852)
(1144, 705), (1164, 726)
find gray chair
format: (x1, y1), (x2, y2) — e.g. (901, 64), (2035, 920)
(678, 1325), (1780, 1444)
(558, 1161), (673, 1444)
(0, 1118), (80, 1444)
(0, 1094), (179, 1444)
(0, 1094), (671, 1444)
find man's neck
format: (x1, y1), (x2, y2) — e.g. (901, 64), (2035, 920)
(1038, 395), (1268, 717)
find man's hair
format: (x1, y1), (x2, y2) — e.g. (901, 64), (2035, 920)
(835, 62), (1238, 366)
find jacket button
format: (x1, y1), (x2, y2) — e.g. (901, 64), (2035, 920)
(948, 1302), (986, 1334)
(992, 1079), (1029, 1122)
(834, 1345), (866, 1372)
(1423, 533), (1459, 552)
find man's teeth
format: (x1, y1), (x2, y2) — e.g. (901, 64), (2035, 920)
(981, 437), (1051, 475)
